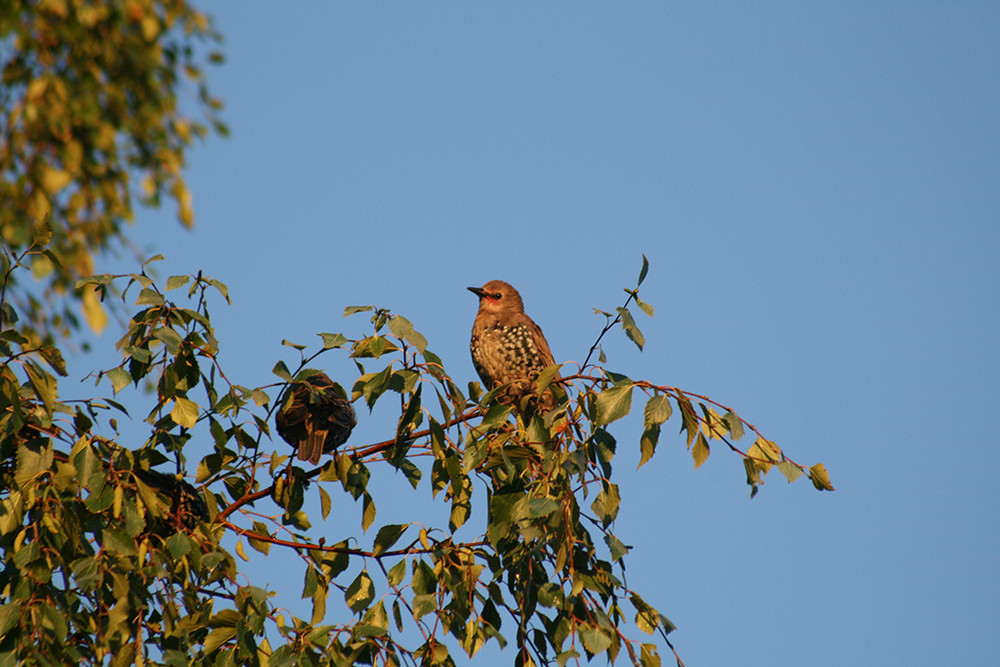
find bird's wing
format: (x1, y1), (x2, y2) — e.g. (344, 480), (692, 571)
(528, 317), (556, 369)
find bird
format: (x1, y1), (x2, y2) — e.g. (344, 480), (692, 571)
(275, 372), (356, 464)
(133, 468), (209, 534)
(467, 280), (557, 411)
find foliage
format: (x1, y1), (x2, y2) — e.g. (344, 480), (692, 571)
(0, 0), (225, 343)
(0, 4), (833, 665)
(0, 248), (833, 666)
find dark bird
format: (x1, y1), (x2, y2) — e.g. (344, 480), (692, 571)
(468, 280), (557, 411)
(275, 372), (356, 464)
(133, 468), (208, 534)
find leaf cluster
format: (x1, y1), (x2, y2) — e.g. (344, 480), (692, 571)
(0, 0), (226, 342)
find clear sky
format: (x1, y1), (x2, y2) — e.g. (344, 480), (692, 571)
(70, 3), (998, 665)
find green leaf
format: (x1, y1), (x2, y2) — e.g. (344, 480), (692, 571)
(271, 360), (293, 382)
(208, 609), (242, 628)
(247, 522), (271, 556)
(344, 305), (373, 317)
(345, 570), (375, 613)
(153, 326), (182, 354)
(387, 559), (407, 587)
(104, 367), (132, 394)
(38, 345), (67, 376)
(361, 365), (393, 408)
(319, 486), (332, 520)
(165, 275), (191, 291)
(411, 593), (436, 621)
(580, 626), (612, 655)
(723, 410), (745, 440)
(776, 460), (803, 483)
(616, 307), (645, 350)
(372, 523), (409, 557)
(537, 583), (564, 608)
(0, 601), (22, 637)
(202, 627), (237, 654)
(388, 315), (427, 353)
(358, 601), (389, 637)
(319, 332), (348, 348)
(605, 534), (630, 561)
(135, 287), (164, 306)
(591, 484), (621, 527)
(638, 424), (659, 469)
(637, 254), (650, 286)
(166, 533), (192, 559)
(595, 383), (634, 425)
(521, 497), (560, 519)
(170, 397), (199, 428)
(643, 395), (672, 426)
(534, 363), (562, 394)
(361, 492), (376, 532)
(676, 391), (698, 446)
(101, 526), (137, 557)
(208, 278), (230, 303)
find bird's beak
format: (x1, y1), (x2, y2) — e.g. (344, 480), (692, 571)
(467, 286), (487, 298)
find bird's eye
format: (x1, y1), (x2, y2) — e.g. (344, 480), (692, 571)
(493, 292), (502, 299)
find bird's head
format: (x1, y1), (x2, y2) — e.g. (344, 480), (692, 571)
(467, 280), (525, 315)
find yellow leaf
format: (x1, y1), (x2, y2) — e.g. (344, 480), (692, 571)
(40, 166), (72, 194)
(235, 540), (248, 562)
(28, 189), (52, 220)
(174, 181), (194, 227)
(141, 175), (156, 198)
(26, 78), (48, 100)
(39, 0), (69, 18)
(113, 484), (123, 519)
(747, 437), (780, 474)
(691, 433), (710, 469)
(170, 397), (199, 428)
(809, 463), (835, 491)
(141, 15), (160, 41)
(81, 286), (108, 335)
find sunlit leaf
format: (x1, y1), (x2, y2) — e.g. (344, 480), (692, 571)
(723, 410), (745, 440)
(372, 523), (410, 556)
(580, 626), (612, 655)
(692, 433), (710, 469)
(170, 397), (199, 428)
(638, 424), (659, 469)
(345, 570), (375, 613)
(776, 460), (803, 483)
(81, 286), (108, 335)
(595, 383), (634, 425)
(165, 275), (191, 291)
(362, 492), (376, 532)
(203, 627), (237, 654)
(616, 307), (645, 350)
(643, 394), (672, 426)
(320, 332), (348, 348)
(135, 287), (164, 306)
(809, 463), (835, 491)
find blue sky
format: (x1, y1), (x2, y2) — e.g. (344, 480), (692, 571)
(70, 3), (998, 665)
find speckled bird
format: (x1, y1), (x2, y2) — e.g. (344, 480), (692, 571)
(467, 280), (557, 410)
(276, 372), (356, 464)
